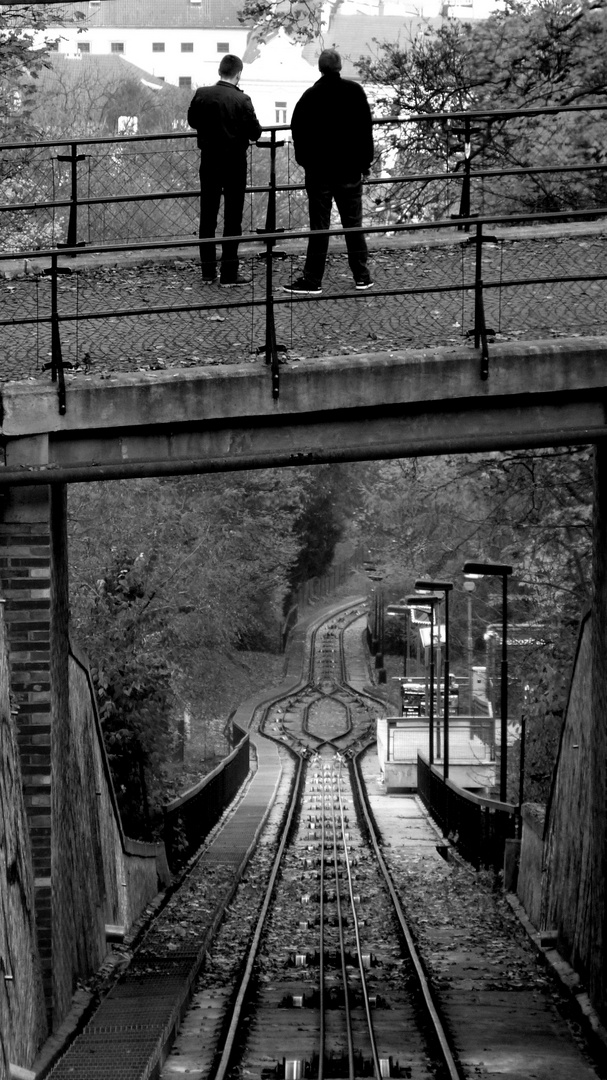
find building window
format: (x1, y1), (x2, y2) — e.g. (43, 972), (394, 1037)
(77, 42), (91, 53)
(181, 42), (194, 52)
(89, 1), (101, 7)
(152, 42), (165, 52)
(179, 76), (192, 88)
(111, 42), (124, 54)
(217, 42), (229, 53)
(275, 101), (287, 124)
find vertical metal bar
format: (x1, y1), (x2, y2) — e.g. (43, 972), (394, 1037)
(443, 590), (450, 781)
(460, 116), (472, 231)
(50, 253), (67, 415)
(474, 223), (490, 379)
(517, 716), (526, 837)
(429, 609), (435, 766)
(500, 574), (509, 802)
(67, 142), (79, 248)
(57, 142), (85, 249)
(264, 237), (280, 399)
(474, 221), (483, 350)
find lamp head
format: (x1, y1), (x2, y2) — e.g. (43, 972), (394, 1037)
(405, 593), (441, 607)
(415, 579), (453, 592)
(463, 561), (513, 578)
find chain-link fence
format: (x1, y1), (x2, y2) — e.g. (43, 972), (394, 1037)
(3, 105), (607, 250)
(2, 105), (607, 399)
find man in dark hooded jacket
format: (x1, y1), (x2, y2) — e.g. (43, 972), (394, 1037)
(285, 49), (374, 294)
(188, 54), (262, 286)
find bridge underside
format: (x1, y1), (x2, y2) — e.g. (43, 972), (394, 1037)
(1, 337), (606, 482)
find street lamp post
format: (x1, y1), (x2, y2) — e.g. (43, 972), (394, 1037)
(463, 579), (475, 714)
(386, 602), (411, 678)
(405, 594), (441, 766)
(463, 561), (513, 801)
(415, 580), (453, 780)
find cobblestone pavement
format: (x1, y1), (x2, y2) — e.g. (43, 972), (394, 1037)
(2, 225), (607, 384)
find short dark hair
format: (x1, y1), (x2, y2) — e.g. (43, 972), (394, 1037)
(218, 54), (243, 78)
(318, 49), (342, 74)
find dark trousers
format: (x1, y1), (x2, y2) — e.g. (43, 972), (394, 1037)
(303, 173), (369, 287)
(198, 156), (247, 282)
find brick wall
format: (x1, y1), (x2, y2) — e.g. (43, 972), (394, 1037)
(0, 597), (47, 1076)
(1, 483), (169, 1046)
(0, 487), (53, 1019)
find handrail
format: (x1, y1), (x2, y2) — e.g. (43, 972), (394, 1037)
(3, 102), (607, 408)
(3, 101), (607, 153)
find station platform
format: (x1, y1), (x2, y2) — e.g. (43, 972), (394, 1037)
(358, 746), (604, 1080)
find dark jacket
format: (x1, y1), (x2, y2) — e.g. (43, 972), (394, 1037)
(291, 73), (374, 179)
(188, 80), (262, 158)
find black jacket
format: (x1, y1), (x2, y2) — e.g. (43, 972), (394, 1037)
(188, 80), (262, 158)
(291, 73), (374, 179)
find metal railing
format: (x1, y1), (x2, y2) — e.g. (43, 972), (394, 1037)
(387, 716), (495, 764)
(162, 720), (249, 870)
(3, 104), (607, 407)
(417, 754), (517, 871)
(4, 104), (607, 250)
(281, 543), (367, 649)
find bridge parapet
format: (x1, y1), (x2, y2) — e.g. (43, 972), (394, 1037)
(1, 336), (606, 482)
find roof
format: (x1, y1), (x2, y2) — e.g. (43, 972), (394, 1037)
(50, 0), (244, 29)
(303, 13), (445, 78)
(37, 52), (166, 90)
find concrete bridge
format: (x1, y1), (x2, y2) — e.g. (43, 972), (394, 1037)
(2, 254), (607, 1066)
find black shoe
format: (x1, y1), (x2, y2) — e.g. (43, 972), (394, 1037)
(201, 276), (217, 285)
(282, 277), (322, 295)
(355, 279), (374, 290)
(219, 274), (251, 287)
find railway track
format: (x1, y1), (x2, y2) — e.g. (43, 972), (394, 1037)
(162, 604), (463, 1080)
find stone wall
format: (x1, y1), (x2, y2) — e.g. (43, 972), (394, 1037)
(542, 612), (595, 987)
(516, 803), (546, 929)
(0, 602), (47, 1077)
(51, 643), (170, 1024)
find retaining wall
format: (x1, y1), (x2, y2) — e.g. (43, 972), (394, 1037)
(51, 643), (170, 1025)
(0, 603), (47, 1078)
(542, 612), (596, 986)
(516, 803), (546, 928)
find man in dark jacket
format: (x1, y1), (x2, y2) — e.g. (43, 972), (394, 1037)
(285, 49), (374, 294)
(188, 54), (262, 286)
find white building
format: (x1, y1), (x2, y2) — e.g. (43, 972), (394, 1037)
(34, 0), (503, 127)
(40, 0), (251, 90)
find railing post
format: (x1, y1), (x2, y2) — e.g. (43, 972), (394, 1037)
(57, 141), (86, 250)
(264, 237), (281, 400)
(50, 252), (67, 415)
(474, 223), (490, 380)
(255, 132), (287, 398)
(256, 128), (285, 257)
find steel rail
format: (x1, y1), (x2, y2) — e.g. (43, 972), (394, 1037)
(211, 754), (304, 1080)
(352, 757), (464, 1080)
(330, 767), (356, 1080)
(336, 757), (384, 1079)
(318, 758), (327, 1080)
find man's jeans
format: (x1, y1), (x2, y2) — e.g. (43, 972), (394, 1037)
(198, 156), (247, 282)
(303, 173), (369, 287)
